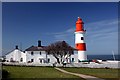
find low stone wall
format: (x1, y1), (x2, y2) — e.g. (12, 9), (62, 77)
(2, 61), (120, 69)
(2, 62), (53, 67)
(66, 61), (120, 69)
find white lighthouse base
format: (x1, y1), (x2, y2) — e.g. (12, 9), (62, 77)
(78, 51), (87, 62)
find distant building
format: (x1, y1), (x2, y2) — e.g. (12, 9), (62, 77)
(5, 41), (78, 64)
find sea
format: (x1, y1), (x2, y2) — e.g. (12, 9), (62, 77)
(87, 55), (120, 61)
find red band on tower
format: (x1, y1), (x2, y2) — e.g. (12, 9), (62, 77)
(75, 43), (86, 51)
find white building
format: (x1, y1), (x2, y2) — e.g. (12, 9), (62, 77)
(5, 46), (26, 63)
(5, 41), (78, 64)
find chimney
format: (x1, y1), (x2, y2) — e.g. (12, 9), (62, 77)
(38, 40), (41, 47)
(15, 45), (18, 49)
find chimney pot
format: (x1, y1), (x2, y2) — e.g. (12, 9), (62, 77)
(38, 40), (41, 47)
(15, 45), (18, 49)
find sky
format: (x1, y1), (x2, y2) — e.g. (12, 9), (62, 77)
(2, 2), (118, 55)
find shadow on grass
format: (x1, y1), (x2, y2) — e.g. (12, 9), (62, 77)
(1, 78), (83, 80)
(1, 78), (120, 80)
(2, 69), (10, 80)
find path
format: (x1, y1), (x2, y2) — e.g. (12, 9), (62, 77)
(55, 67), (105, 80)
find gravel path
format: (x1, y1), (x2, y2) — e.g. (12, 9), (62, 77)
(55, 67), (105, 80)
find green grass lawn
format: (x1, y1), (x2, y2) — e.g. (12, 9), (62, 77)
(61, 67), (120, 80)
(3, 66), (82, 79)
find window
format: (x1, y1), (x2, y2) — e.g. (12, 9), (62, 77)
(48, 58), (50, 63)
(40, 59), (42, 63)
(10, 58), (13, 62)
(81, 37), (84, 40)
(72, 58), (74, 62)
(20, 58), (23, 62)
(31, 59), (34, 62)
(77, 44), (78, 46)
(31, 51), (34, 55)
(71, 51), (74, 55)
(40, 51), (41, 55)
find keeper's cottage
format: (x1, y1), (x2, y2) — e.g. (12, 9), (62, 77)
(5, 40), (78, 63)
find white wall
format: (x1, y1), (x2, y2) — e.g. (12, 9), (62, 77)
(5, 49), (26, 62)
(21, 52), (26, 62)
(78, 51), (87, 61)
(26, 51), (57, 64)
(47, 54), (57, 63)
(71, 51), (78, 63)
(5, 49), (78, 64)
(26, 51), (47, 63)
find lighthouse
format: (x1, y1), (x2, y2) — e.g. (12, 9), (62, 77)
(75, 17), (87, 62)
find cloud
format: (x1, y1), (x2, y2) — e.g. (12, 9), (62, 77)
(44, 18), (118, 49)
(85, 19), (118, 41)
(84, 19), (118, 55)
(53, 28), (75, 42)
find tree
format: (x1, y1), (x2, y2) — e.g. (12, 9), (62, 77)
(45, 41), (75, 64)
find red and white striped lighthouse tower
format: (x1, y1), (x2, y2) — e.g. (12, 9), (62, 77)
(75, 17), (87, 61)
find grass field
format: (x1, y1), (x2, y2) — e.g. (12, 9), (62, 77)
(3, 65), (120, 80)
(3, 66), (81, 79)
(61, 67), (120, 80)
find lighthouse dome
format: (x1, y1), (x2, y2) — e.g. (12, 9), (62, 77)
(76, 17), (84, 24)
